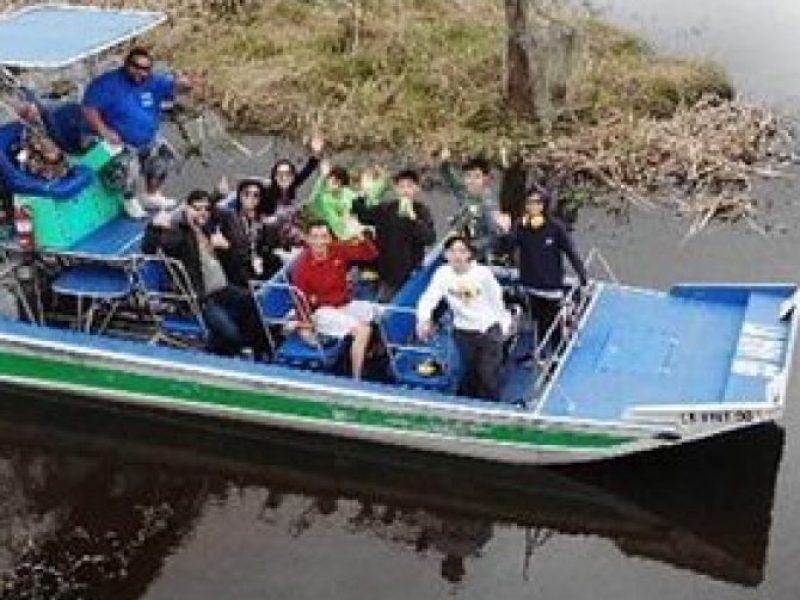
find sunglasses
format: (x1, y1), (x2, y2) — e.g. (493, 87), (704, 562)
(128, 61), (152, 73)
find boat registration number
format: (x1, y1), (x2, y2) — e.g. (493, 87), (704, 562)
(680, 409), (761, 425)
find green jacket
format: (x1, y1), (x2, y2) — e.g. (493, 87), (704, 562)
(309, 176), (361, 240)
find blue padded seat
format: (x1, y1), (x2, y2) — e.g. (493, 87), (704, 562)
(379, 254), (458, 392)
(51, 262), (135, 333)
(275, 334), (345, 370)
(51, 263), (132, 299)
(252, 270), (348, 371)
(136, 258), (205, 343)
(40, 101), (88, 155)
(0, 121), (93, 199)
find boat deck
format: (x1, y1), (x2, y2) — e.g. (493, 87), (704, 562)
(540, 284), (792, 422)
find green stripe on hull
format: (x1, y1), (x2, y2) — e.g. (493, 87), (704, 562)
(0, 349), (634, 451)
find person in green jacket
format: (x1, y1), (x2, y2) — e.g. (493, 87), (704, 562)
(309, 164), (363, 240)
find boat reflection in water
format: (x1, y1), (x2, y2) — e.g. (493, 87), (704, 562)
(0, 387), (784, 596)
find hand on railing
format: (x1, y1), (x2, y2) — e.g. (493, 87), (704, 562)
(416, 319), (434, 342)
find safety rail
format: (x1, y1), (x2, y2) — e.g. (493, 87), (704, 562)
(531, 247), (616, 396)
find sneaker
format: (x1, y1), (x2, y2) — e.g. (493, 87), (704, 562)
(510, 398), (528, 410)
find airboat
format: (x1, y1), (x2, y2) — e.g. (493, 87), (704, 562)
(0, 4), (797, 466)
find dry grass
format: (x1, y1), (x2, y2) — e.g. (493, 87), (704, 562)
(43, 0), (785, 221)
(100, 1), (733, 151)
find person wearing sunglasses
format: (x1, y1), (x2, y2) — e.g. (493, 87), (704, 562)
(263, 133), (324, 248)
(82, 47), (195, 215)
(143, 189), (268, 359)
(214, 178), (283, 287)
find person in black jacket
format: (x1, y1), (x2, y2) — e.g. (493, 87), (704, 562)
(142, 189), (267, 358)
(495, 184), (588, 359)
(264, 133), (324, 247)
(215, 178), (282, 287)
(354, 169), (436, 301)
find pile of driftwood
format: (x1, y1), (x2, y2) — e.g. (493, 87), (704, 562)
(535, 96), (790, 236)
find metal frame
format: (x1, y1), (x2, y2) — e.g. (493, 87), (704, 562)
(48, 252), (138, 333)
(250, 277), (343, 367)
(376, 303), (453, 386)
(135, 251), (208, 347)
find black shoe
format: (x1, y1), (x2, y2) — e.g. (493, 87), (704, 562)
(510, 398), (528, 410)
(515, 351), (535, 366)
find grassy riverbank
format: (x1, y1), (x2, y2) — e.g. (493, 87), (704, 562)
(93, 0), (779, 222)
(145, 1), (731, 153)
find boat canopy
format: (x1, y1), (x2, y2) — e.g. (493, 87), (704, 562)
(0, 4), (166, 70)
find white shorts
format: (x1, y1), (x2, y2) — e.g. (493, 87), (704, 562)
(313, 300), (376, 338)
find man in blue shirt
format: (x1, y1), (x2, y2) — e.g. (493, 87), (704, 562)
(83, 47), (193, 213)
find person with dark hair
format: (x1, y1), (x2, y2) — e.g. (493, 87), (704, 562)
(292, 220), (379, 379)
(439, 149), (501, 261)
(142, 189), (267, 358)
(214, 178), (282, 286)
(354, 168), (436, 301)
(309, 163), (363, 240)
(416, 235), (512, 400)
(82, 47), (196, 215)
(265, 133), (324, 247)
(495, 184), (588, 359)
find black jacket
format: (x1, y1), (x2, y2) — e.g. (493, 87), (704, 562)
(354, 198), (436, 288)
(215, 208), (281, 287)
(142, 215), (209, 298)
(496, 218), (587, 290)
(263, 155), (320, 214)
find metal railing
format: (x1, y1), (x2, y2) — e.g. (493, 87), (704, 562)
(530, 247), (616, 396)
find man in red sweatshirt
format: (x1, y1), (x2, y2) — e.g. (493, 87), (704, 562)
(292, 220), (379, 378)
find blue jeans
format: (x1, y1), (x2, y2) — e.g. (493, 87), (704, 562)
(203, 286), (265, 357)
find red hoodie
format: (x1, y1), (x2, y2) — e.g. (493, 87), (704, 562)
(292, 237), (378, 310)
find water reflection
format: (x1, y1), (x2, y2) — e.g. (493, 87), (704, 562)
(0, 387), (784, 597)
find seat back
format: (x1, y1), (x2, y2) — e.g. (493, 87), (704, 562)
(40, 101), (88, 155)
(251, 275), (344, 369)
(376, 252), (457, 392)
(135, 252), (207, 345)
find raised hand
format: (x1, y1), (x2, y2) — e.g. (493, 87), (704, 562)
(210, 228), (230, 250)
(310, 132), (325, 156)
(320, 158), (332, 177)
(493, 211), (513, 233)
(416, 320), (433, 341)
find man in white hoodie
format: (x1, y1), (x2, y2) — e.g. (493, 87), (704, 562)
(416, 235), (512, 401)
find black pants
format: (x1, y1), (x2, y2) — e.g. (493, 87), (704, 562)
(528, 295), (561, 353)
(453, 324), (503, 401)
(203, 286), (267, 357)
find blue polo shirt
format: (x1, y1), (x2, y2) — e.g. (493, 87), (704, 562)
(83, 67), (176, 149)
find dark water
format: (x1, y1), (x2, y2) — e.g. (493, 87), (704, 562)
(4, 4), (800, 598)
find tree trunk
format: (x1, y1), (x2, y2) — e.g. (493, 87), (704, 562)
(505, 0), (536, 117)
